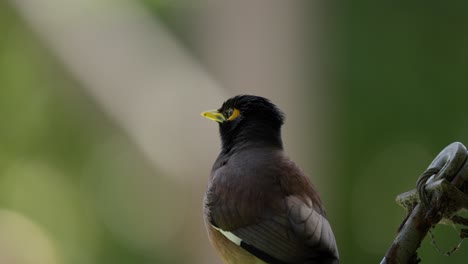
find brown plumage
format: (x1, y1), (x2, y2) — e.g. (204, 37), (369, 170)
(202, 95), (339, 264)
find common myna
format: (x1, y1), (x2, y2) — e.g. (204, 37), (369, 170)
(201, 95), (339, 264)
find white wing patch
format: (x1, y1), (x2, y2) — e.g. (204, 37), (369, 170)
(212, 225), (242, 246)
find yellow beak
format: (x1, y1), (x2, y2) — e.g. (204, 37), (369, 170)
(201, 110), (226, 123)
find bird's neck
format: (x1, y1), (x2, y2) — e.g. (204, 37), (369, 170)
(220, 125), (283, 155)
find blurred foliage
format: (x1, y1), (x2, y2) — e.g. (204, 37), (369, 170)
(336, 0), (468, 263)
(0, 2), (183, 264)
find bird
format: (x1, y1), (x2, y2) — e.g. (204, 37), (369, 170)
(201, 95), (339, 264)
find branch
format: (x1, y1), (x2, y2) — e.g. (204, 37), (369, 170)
(381, 142), (468, 264)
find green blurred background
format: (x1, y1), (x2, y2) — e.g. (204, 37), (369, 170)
(1, 1), (468, 263)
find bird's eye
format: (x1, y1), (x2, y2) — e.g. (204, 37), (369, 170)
(224, 109), (233, 118)
(225, 108), (240, 121)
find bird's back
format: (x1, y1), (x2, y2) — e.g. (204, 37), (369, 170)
(204, 147), (339, 264)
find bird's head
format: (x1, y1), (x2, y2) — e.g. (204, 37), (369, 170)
(202, 95), (285, 153)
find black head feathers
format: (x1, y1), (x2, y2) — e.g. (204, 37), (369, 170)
(218, 95), (285, 127)
(215, 95), (285, 153)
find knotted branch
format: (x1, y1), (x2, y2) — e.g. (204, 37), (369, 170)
(381, 142), (468, 264)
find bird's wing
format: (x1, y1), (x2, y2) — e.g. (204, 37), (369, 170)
(210, 195), (339, 264)
(205, 150), (339, 263)
(285, 196), (339, 262)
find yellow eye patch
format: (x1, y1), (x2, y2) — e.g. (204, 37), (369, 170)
(226, 108), (240, 121)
